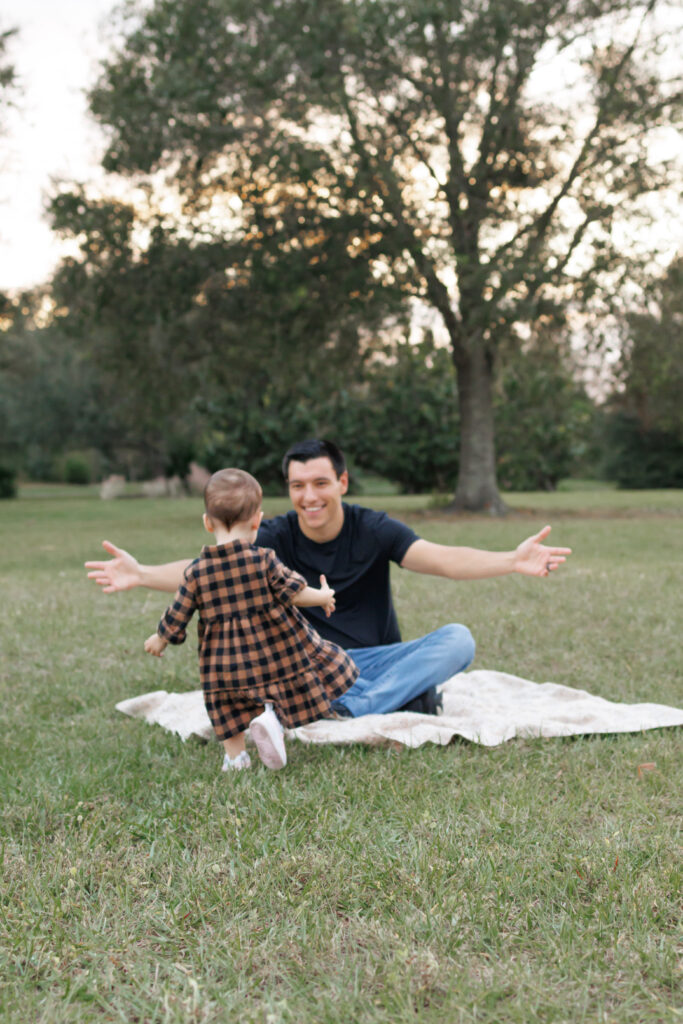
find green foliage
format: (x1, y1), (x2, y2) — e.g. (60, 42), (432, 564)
(78, 0), (681, 510)
(62, 454), (92, 486)
(0, 296), (118, 480)
(0, 27), (18, 113)
(2, 272), (596, 495)
(600, 257), (683, 488)
(601, 412), (683, 489)
(47, 186), (396, 480)
(616, 256), (683, 437)
(495, 345), (596, 492)
(342, 336), (460, 494)
(198, 392), (321, 494)
(0, 463), (16, 498)
(49, 202), (218, 474)
(338, 335), (593, 494)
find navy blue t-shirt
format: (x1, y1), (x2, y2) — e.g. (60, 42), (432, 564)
(256, 504), (419, 650)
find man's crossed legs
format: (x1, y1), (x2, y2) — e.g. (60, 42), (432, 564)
(331, 623), (475, 718)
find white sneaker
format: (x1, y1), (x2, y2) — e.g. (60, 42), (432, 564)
(221, 750), (251, 772)
(249, 704), (287, 770)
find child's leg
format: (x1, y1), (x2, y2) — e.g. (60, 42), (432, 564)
(202, 690), (251, 772)
(221, 730), (251, 772)
(222, 732), (247, 759)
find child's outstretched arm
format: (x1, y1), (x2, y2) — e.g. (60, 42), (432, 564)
(293, 574), (336, 617)
(148, 564), (199, 653)
(145, 633), (168, 657)
(263, 551), (335, 616)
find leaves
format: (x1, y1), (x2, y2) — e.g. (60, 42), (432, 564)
(38, 0), (683, 502)
(0, 27), (18, 110)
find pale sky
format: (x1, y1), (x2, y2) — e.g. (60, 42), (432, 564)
(0, 0), (119, 292)
(0, 0), (680, 295)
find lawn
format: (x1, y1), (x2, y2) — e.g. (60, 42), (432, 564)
(1, 486), (681, 1023)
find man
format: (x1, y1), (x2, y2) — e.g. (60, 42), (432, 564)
(86, 439), (571, 717)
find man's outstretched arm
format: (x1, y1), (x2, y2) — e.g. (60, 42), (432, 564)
(85, 540), (192, 593)
(400, 525), (571, 580)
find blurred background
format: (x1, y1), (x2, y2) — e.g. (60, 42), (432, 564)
(1, 0), (682, 509)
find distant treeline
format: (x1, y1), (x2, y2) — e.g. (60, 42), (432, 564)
(2, 255), (682, 497)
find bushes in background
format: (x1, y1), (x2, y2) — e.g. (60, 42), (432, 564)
(0, 464), (16, 499)
(601, 412), (683, 489)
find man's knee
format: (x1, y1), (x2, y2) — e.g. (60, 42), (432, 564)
(434, 623), (476, 672)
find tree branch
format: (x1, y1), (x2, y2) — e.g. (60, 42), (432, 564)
(489, 0), (659, 307)
(337, 69), (466, 357)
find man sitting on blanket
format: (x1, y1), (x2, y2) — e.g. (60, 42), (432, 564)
(86, 439), (571, 718)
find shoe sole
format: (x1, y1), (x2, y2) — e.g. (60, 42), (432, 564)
(249, 718), (287, 770)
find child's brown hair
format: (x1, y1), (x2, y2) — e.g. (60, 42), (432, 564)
(204, 469), (262, 529)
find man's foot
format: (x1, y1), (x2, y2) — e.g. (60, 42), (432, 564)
(249, 705), (287, 769)
(221, 750), (251, 771)
(328, 700), (353, 718)
(398, 685), (443, 716)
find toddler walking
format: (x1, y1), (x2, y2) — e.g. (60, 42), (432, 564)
(144, 468), (358, 771)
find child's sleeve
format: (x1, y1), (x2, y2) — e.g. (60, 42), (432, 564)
(263, 548), (308, 607)
(157, 563), (199, 645)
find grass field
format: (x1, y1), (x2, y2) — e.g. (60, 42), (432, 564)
(1, 486), (681, 1023)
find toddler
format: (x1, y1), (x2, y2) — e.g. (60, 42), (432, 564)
(144, 468), (358, 771)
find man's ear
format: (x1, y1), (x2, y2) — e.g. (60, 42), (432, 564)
(203, 512), (215, 534)
(339, 470), (349, 495)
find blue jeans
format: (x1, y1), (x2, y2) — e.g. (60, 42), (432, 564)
(331, 623), (476, 717)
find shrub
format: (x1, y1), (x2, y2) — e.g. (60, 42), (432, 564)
(343, 337), (460, 494)
(63, 455), (92, 485)
(495, 348), (595, 492)
(601, 412), (683, 488)
(0, 464), (17, 499)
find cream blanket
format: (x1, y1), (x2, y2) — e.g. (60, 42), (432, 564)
(115, 670), (683, 749)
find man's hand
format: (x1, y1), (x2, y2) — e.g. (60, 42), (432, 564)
(85, 542), (190, 593)
(319, 574), (336, 617)
(144, 633), (167, 658)
(85, 540), (142, 593)
(513, 525), (571, 577)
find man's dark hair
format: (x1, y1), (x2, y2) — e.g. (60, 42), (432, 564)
(282, 439), (346, 481)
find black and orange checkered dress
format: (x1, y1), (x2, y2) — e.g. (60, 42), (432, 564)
(157, 539), (359, 739)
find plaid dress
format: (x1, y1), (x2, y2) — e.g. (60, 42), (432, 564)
(157, 539), (359, 739)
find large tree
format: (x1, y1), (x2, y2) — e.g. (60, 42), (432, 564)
(86, 0), (681, 510)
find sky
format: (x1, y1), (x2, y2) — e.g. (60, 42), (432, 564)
(0, 0), (120, 292)
(0, 1), (681, 296)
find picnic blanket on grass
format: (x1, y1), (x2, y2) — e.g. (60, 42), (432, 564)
(115, 670), (683, 749)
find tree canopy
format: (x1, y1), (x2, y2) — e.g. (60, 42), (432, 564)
(50, 0), (683, 507)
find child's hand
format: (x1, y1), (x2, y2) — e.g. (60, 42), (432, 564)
(319, 574), (336, 617)
(144, 633), (167, 657)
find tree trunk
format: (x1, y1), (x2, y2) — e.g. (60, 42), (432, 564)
(450, 345), (507, 515)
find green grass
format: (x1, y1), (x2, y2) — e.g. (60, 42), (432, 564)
(1, 488), (681, 1023)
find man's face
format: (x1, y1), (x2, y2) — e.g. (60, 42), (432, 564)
(286, 457), (348, 538)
